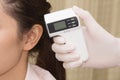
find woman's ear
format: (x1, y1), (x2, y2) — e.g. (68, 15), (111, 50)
(23, 24), (43, 51)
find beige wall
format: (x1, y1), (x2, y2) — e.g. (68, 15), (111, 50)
(48, 0), (120, 80)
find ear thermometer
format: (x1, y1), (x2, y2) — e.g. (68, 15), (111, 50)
(44, 7), (88, 62)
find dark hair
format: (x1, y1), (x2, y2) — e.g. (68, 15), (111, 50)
(3, 0), (65, 80)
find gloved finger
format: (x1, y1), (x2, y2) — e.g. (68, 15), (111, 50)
(52, 43), (76, 54)
(72, 6), (101, 32)
(55, 51), (80, 62)
(53, 36), (66, 45)
(63, 58), (83, 69)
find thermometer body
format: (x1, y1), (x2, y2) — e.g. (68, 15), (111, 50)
(44, 8), (88, 61)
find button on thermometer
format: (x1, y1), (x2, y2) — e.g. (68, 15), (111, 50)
(44, 7), (88, 62)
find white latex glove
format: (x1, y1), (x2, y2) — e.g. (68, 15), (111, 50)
(52, 6), (120, 69)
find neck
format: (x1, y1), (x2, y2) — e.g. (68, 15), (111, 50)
(0, 52), (28, 80)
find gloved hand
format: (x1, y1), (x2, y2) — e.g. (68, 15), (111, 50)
(52, 6), (120, 69)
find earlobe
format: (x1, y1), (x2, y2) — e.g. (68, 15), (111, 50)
(23, 24), (43, 51)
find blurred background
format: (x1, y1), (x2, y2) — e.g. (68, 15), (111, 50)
(48, 0), (120, 80)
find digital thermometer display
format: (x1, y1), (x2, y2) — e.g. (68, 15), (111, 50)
(47, 17), (78, 33)
(54, 21), (66, 31)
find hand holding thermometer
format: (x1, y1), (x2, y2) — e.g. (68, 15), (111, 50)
(44, 7), (89, 62)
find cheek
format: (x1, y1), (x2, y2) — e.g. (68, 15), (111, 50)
(0, 29), (23, 75)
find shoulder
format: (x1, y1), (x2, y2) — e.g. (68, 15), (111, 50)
(31, 64), (56, 80)
(25, 63), (56, 80)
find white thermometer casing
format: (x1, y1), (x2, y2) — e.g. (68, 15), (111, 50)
(44, 8), (88, 61)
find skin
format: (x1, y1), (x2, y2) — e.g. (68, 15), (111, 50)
(0, 1), (43, 80)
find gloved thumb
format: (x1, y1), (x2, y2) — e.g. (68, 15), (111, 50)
(72, 6), (101, 33)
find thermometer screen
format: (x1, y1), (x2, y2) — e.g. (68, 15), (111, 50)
(53, 21), (66, 30)
(47, 17), (78, 33)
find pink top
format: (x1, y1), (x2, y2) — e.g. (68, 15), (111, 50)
(25, 63), (56, 80)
